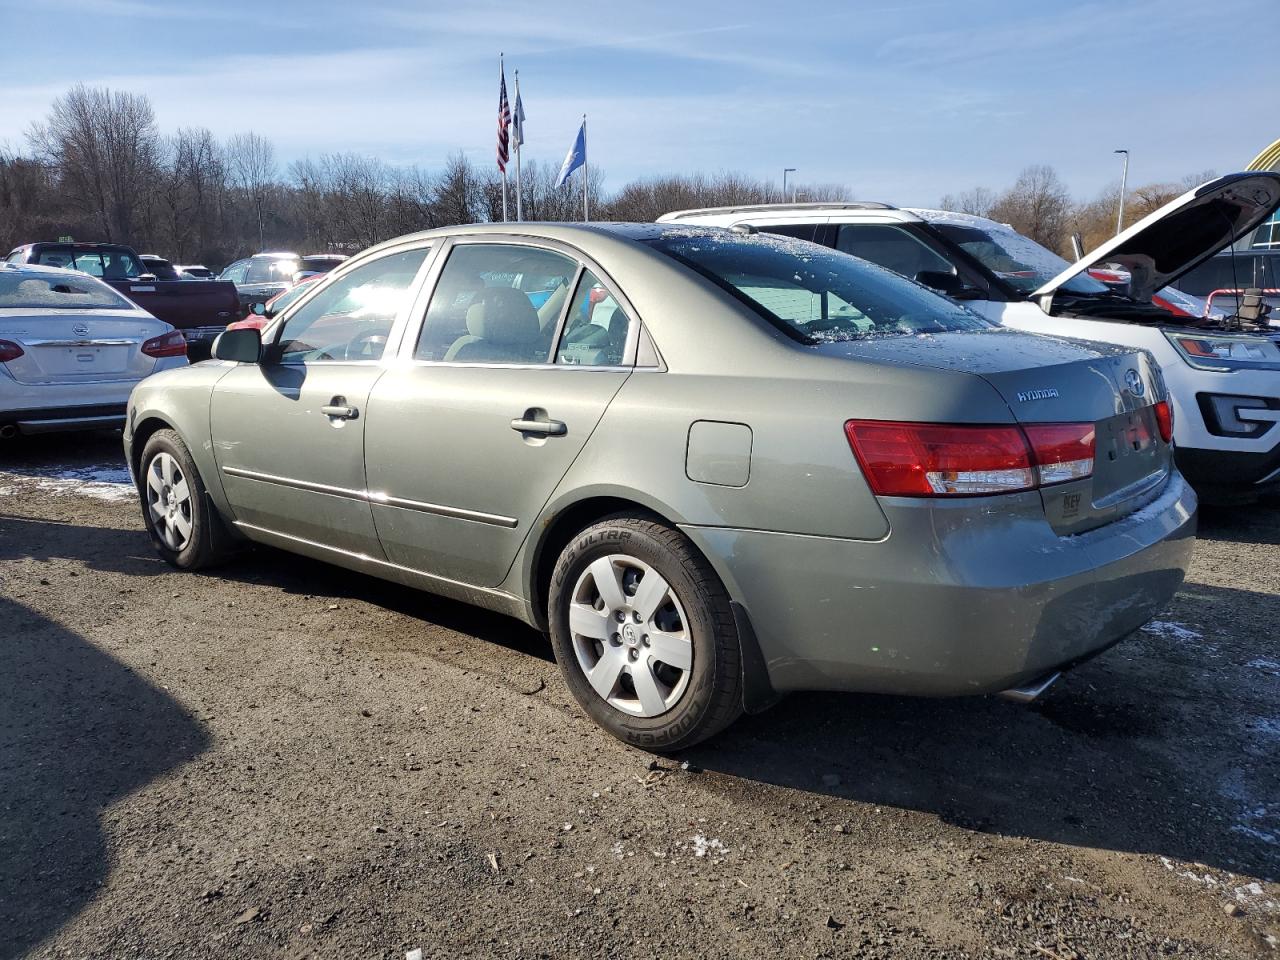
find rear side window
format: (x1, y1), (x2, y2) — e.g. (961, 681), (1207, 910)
(0, 272), (134, 310)
(645, 231), (991, 342)
(555, 270), (631, 366)
(415, 243), (578, 363)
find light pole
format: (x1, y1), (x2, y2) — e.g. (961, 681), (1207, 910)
(1114, 149), (1129, 235)
(782, 167), (796, 203)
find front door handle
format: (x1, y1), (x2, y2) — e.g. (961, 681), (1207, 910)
(511, 417), (566, 436)
(321, 396), (359, 420)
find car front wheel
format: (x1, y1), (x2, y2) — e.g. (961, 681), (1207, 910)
(139, 429), (234, 570)
(548, 515), (742, 751)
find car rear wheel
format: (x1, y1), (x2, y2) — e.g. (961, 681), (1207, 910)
(139, 429), (234, 570)
(548, 515), (742, 751)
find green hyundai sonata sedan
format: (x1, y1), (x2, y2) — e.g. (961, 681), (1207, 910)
(123, 223), (1197, 749)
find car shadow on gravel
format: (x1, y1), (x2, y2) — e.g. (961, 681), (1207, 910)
(0, 514), (169, 578)
(0, 597), (209, 960)
(687, 581), (1280, 881)
(1196, 501), (1280, 546)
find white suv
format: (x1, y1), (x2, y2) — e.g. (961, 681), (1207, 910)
(661, 173), (1280, 501)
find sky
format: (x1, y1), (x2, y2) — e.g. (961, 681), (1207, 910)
(0, 0), (1271, 207)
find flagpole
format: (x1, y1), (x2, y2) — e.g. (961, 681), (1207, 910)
(582, 113), (588, 223)
(514, 71), (523, 222)
(500, 54), (508, 223)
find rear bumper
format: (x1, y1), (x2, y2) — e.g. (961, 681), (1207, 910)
(0, 402), (127, 434)
(682, 472), (1197, 697)
(1176, 445), (1280, 494)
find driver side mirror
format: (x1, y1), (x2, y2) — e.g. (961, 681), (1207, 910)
(212, 327), (262, 363)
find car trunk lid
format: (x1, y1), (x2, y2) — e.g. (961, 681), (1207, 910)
(819, 328), (1172, 533)
(0, 311), (160, 384)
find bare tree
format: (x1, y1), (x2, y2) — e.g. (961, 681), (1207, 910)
(938, 186), (997, 218)
(28, 84), (160, 241)
(226, 131), (276, 250)
(988, 165), (1072, 251)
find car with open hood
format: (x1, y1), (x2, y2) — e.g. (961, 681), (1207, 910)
(124, 223), (1194, 749)
(661, 173), (1280, 501)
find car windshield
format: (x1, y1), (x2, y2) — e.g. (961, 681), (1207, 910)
(930, 222), (1110, 296)
(247, 258), (298, 283)
(0, 271), (134, 310)
(644, 230), (992, 342)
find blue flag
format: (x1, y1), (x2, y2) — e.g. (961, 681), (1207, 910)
(555, 121), (586, 188)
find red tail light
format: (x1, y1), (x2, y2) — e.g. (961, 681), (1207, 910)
(845, 419), (1097, 498)
(0, 339), (24, 362)
(1154, 400), (1174, 444)
(845, 421), (1035, 497)
(141, 330), (187, 359)
(1023, 423), (1095, 486)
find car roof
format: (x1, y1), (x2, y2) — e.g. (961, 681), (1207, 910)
(251, 251), (300, 259)
(659, 201), (896, 221)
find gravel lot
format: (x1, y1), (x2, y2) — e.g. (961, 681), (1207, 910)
(2, 432), (1278, 959)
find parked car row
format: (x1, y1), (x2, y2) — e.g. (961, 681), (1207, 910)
(9, 172), (1278, 749)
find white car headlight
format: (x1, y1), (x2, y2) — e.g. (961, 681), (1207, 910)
(1164, 331), (1280, 371)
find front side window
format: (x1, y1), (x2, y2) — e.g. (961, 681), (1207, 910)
(0, 272), (134, 310)
(274, 247), (429, 363)
(416, 243), (577, 363)
(555, 270), (631, 366)
(645, 231), (991, 342)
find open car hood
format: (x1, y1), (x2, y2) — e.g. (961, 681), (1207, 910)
(1033, 172), (1280, 302)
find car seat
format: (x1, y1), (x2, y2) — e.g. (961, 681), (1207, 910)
(444, 287), (545, 363)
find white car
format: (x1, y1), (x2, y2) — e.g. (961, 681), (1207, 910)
(0, 262), (188, 438)
(661, 173), (1280, 501)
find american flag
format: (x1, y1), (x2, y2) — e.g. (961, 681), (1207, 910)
(496, 64), (511, 173)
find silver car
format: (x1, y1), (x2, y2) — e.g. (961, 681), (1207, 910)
(123, 224), (1196, 749)
(1, 262), (187, 438)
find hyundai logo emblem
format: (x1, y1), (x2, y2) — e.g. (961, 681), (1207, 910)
(1124, 368), (1145, 397)
(72, 322), (90, 337)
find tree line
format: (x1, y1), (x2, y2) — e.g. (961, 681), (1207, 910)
(0, 85), (849, 268)
(1, 85), (1215, 270)
(940, 163), (1217, 255)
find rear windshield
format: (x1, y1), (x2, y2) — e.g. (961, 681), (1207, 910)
(931, 222), (1109, 296)
(0, 271), (134, 310)
(644, 231), (992, 342)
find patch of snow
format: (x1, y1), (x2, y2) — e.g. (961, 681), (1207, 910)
(1247, 657), (1280, 678)
(1140, 620), (1203, 643)
(0, 462), (135, 503)
(691, 835), (728, 859)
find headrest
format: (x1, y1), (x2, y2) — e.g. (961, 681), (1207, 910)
(466, 287), (540, 344)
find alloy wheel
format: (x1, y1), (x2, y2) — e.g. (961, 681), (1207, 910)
(146, 452), (193, 552)
(568, 555), (693, 717)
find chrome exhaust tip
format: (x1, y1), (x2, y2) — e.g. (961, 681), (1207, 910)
(998, 671), (1061, 704)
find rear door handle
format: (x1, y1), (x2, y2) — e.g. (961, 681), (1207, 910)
(510, 417), (566, 436)
(321, 396), (359, 420)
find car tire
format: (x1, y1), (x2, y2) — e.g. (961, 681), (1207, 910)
(548, 515), (742, 751)
(138, 429), (235, 570)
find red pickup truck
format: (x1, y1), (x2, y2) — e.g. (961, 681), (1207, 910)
(5, 242), (240, 348)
